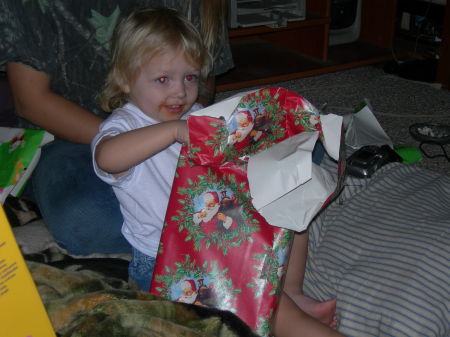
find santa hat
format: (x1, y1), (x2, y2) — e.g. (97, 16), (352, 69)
(182, 279), (197, 292)
(236, 110), (252, 122)
(204, 191), (219, 205)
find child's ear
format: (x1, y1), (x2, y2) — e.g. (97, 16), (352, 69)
(118, 77), (130, 93)
(121, 83), (130, 94)
(114, 69), (130, 93)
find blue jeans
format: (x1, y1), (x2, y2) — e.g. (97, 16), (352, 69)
(128, 247), (156, 292)
(28, 140), (131, 255)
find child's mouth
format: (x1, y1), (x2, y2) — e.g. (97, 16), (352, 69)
(165, 105), (184, 114)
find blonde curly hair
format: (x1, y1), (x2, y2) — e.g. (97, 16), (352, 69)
(99, 7), (212, 112)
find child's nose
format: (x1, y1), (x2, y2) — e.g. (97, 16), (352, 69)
(171, 81), (187, 98)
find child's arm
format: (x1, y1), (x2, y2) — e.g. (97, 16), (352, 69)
(95, 120), (188, 176)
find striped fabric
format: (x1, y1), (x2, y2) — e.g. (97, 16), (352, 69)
(304, 161), (450, 337)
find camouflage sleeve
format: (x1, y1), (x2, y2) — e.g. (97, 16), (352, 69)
(0, 0), (233, 115)
(0, 0), (58, 75)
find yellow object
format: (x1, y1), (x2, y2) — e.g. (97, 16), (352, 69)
(0, 206), (56, 337)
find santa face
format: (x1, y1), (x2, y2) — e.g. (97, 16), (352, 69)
(178, 290), (197, 304)
(205, 199), (218, 209)
(178, 280), (198, 304)
(202, 199), (220, 222)
(238, 116), (252, 128)
(228, 112), (255, 145)
(182, 286), (195, 297)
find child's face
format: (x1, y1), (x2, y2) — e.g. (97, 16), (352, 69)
(123, 48), (200, 122)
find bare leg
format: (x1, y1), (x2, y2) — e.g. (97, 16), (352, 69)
(272, 293), (344, 337)
(283, 231), (337, 327)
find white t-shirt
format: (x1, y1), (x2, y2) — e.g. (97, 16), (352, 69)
(92, 102), (202, 257)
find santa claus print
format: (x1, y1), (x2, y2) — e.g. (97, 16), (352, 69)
(175, 278), (215, 306)
(176, 279), (200, 304)
(192, 191), (238, 233)
(227, 109), (263, 145)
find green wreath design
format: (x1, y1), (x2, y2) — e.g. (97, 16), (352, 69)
(153, 254), (241, 312)
(205, 119), (229, 158)
(171, 167), (261, 256)
(257, 308), (274, 337)
(292, 104), (321, 132)
(247, 230), (293, 298)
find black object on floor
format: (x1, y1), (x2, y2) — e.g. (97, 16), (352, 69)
(346, 145), (403, 178)
(383, 58), (438, 83)
(25, 248), (130, 282)
(409, 123), (450, 161)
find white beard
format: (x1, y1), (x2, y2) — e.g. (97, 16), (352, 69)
(202, 203), (220, 222)
(178, 292), (197, 304)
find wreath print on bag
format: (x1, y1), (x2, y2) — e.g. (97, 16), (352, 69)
(153, 254), (241, 311)
(170, 165), (261, 255)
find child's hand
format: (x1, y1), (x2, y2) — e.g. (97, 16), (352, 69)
(174, 120), (189, 144)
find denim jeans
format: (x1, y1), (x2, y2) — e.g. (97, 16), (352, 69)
(128, 247), (156, 292)
(28, 140), (131, 255)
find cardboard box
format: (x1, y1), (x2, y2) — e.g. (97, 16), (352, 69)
(0, 206), (56, 337)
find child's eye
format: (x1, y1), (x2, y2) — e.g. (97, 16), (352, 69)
(185, 74), (198, 82)
(156, 76), (168, 84)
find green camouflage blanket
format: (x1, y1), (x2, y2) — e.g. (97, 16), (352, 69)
(28, 261), (258, 337)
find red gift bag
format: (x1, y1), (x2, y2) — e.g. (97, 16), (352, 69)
(150, 87), (344, 336)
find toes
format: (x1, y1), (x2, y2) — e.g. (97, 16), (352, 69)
(329, 315), (338, 329)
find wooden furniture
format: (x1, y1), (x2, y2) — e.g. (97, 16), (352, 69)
(436, 2), (450, 88)
(215, 0), (419, 92)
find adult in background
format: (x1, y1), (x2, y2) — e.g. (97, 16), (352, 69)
(0, 0), (233, 255)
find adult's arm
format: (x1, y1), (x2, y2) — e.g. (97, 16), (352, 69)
(7, 62), (103, 144)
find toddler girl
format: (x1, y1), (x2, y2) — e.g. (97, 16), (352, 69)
(92, 7), (210, 290)
(92, 7), (343, 337)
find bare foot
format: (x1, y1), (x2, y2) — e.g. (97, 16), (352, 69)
(287, 292), (337, 327)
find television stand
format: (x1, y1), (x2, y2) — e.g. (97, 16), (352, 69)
(216, 0), (399, 92)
